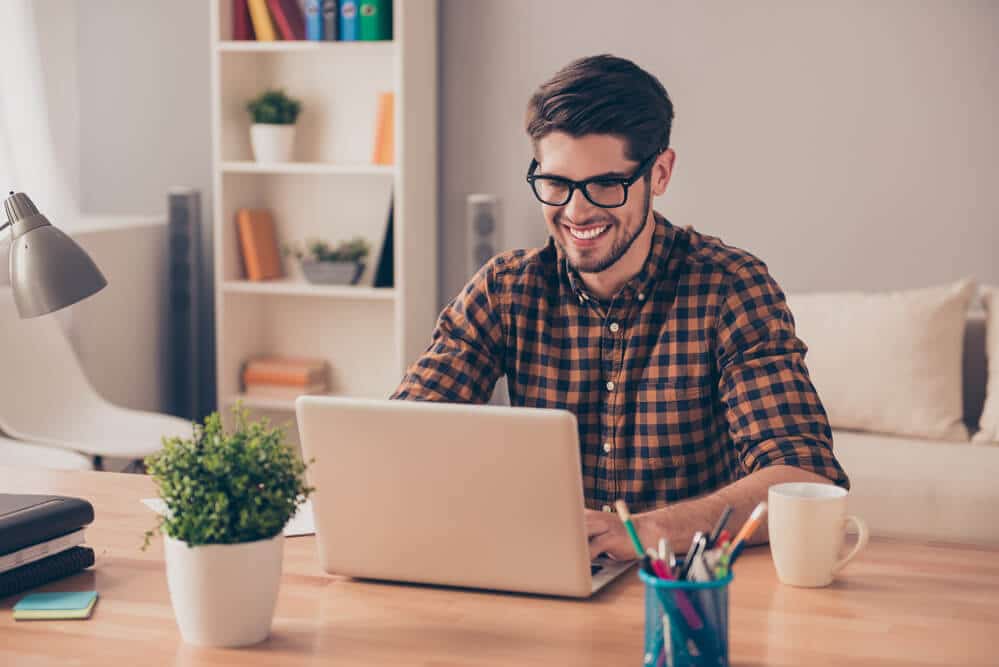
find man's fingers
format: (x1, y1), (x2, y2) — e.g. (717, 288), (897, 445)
(588, 531), (615, 560)
(584, 509), (612, 538)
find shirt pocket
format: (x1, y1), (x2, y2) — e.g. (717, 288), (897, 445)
(634, 377), (713, 460)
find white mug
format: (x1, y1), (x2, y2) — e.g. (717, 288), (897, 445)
(767, 482), (869, 587)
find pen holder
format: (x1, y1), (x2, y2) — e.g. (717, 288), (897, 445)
(639, 567), (732, 667)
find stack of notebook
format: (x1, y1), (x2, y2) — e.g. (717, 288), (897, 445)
(242, 356), (331, 400)
(0, 494), (96, 598)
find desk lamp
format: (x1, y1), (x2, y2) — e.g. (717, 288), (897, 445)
(2, 191), (107, 317)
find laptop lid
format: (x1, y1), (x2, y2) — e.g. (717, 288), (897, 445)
(295, 396), (596, 597)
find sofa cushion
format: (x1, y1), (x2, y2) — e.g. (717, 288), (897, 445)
(973, 287), (999, 443)
(832, 429), (999, 545)
(787, 279), (976, 441)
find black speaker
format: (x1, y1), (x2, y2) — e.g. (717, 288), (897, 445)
(466, 194), (499, 277)
(167, 187), (201, 420)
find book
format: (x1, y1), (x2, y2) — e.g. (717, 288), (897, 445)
(14, 590), (98, 621)
(243, 357), (330, 386)
(267, 0), (306, 40)
(246, 0), (277, 41)
(372, 91), (394, 165)
(235, 209), (284, 281)
(373, 195), (394, 288)
(0, 495), (94, 557)
(244, 383), (330, 400)
(232, 0), (256, 40)
(0, 529), (85, 575)
(358, 0), (392, 41)
(322, 0), (339, 41)
(305, 0), (323, 40)
(339, 0), (359, 41)
(0, 547), (95, 599)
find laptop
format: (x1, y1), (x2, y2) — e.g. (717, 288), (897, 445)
(295, 396), (634, 598)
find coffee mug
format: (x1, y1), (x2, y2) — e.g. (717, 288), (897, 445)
(767, 482), (868, 587)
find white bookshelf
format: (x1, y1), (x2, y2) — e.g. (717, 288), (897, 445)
(209, 1), (438, 435)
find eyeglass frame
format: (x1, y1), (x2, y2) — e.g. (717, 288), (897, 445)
(525, 150), (660, 208)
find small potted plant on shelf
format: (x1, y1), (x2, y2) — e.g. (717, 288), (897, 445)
(144, 404), (312, 648)
(246, 88), (302, 163)
(283, 236), (370, 285)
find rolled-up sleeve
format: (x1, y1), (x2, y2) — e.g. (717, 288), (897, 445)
(391, 263), (504, 403)
(715, 259), (849, 488)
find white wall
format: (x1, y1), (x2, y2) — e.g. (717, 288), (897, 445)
(439, 0), (999, 304)
(76, 0), (215, 417)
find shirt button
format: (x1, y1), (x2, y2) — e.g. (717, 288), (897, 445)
(609, 322), (620, 333)
(637, 292), (646, 301)
(606, 381), (615, 391)
(603, 442), (612, 453)
(602, 505), (612, 513)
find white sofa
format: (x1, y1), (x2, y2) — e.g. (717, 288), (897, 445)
(833, 310), (998, 545)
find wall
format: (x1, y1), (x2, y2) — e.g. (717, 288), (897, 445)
(439, 0), (999, 305)
(76, 0), (215, 417)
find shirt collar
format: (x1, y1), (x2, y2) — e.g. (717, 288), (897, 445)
(559, 212), (677, 303)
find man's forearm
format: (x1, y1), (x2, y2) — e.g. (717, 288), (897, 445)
(635, 465), (833, 551)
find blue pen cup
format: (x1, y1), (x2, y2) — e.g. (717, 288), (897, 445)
(639, 567), (732, 667)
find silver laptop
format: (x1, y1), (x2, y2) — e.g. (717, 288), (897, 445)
(295, 396), (634, 597)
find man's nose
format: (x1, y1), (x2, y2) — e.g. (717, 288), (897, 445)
(562, 186), (598, 224)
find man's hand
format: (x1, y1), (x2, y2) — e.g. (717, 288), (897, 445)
(585, 508), (657, 560)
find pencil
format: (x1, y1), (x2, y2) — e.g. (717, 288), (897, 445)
(614, 499), (646, 559)
(725, 501), (767, 558)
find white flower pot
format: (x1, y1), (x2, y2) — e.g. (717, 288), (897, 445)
(250, 124), (296, 163)
(164, 533), (284, 647)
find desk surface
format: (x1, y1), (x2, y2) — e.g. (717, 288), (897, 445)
(0, 466), (996, 666)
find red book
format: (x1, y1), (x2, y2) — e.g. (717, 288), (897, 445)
(232, 0), (256, 40)
(266, 0), (306, 40)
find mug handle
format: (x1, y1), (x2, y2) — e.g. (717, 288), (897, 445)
(831, 515), (869, 574)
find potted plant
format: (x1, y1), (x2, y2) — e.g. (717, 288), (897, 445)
(246, 89), (302, 163)
(144, 404), (312, 647)
(282, 236), (370, 285)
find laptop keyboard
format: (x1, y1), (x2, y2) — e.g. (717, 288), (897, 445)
(590, 564), (603, 575)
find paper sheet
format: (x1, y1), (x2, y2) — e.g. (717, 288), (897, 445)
(140, 498), (315, 537)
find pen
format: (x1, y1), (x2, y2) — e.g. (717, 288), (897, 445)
(725, 501), (767, 559)
(614, 499), (647, 559)
(678, 531), (704, 580)
(707, 505), (733, 547)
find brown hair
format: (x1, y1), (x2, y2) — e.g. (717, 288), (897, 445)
(525, 54), (674, 163)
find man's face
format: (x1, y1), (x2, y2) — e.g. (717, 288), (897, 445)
(534, 133), (653, 275)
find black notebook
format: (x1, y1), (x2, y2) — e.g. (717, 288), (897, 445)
(0, 494), (95, 556)
(0, 546), (95, 598)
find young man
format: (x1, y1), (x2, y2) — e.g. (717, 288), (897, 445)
(393, 55), (848, 559)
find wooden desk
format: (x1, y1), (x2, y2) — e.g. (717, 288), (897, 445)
(0, 466), (996, 666)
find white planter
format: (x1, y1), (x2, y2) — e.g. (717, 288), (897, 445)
(250, 124), (296, 163)
(164, 533), (284, 647)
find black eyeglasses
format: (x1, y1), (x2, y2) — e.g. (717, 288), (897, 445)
(525, 151), (659, 208)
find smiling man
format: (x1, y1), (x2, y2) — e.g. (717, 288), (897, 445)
(393, 55), (848, 559)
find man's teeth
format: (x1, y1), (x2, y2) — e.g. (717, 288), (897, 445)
(568, 225), (609, 240)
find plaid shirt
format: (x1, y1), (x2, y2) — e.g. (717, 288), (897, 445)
(392, 214), (848, 511)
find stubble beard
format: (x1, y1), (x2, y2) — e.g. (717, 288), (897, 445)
(557, 186), (652, 275)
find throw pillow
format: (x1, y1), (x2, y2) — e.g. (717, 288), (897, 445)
(786, 279), (976, 441)
(973, 286), (999, 443)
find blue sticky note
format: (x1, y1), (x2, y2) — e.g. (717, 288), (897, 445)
(14, 591), (98, 619)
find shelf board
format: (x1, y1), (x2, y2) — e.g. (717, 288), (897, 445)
(222, 279), (396, 300)
(223, 394), (300, 412)
(217, 40), (394, 53)
(221, 161), (394, 176)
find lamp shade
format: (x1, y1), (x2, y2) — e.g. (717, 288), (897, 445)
(4, 192), (107, 318)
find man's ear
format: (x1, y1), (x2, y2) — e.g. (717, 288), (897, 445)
(651, 148), (676, 197)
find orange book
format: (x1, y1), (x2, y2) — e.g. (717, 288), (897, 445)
(235, 209), (283, 281)
(242, 357), (329, 387)
(371, 92), (394, 165)
(246, 0), (277, 41)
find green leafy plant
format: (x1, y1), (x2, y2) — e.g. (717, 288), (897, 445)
(246, 89), (302, 125)
(143, 404), (312, 549)
(282, 236), (370, 264)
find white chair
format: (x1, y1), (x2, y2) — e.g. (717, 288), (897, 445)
(0, 289), (191, 469)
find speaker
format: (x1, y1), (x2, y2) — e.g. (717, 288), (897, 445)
(466, 194), (500, 278)
(167, 187), (201, 420)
